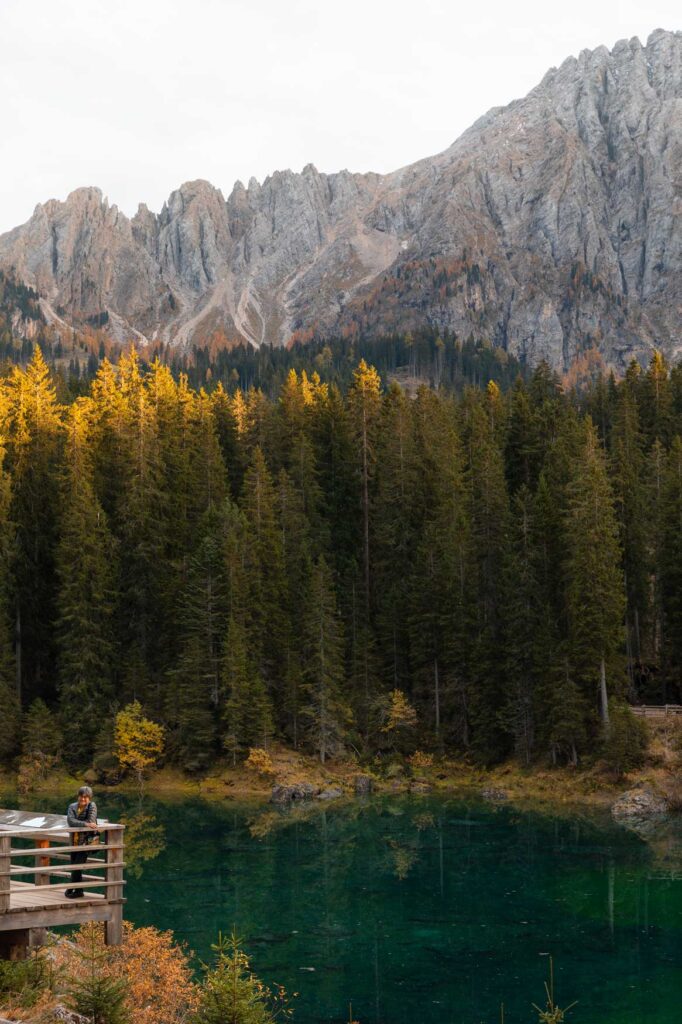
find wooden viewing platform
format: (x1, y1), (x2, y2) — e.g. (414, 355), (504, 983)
(0, 809), (125, 959)
(631, 705), (682, 718)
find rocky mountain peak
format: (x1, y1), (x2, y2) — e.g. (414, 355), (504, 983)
(0, 30), (680, 369)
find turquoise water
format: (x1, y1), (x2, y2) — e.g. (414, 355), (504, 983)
(7, 791), (682, 1023)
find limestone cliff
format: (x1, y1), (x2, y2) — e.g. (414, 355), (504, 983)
(0, 29), (680, 370)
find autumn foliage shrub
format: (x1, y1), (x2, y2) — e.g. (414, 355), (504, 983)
(54, 922), (199, 1024)
(245, 748), (276, 778)
(114, 702), (165, 790)
(408, 751), (434, 773)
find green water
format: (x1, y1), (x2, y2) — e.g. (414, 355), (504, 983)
(9, 792), (682, 1023)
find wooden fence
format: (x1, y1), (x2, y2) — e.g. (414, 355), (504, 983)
(630, 705), (682, 718)
(0, 821), (125, 955)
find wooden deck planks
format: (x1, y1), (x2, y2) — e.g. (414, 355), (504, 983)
(8, 880), (105, 913)
(1, 813), (125, 948)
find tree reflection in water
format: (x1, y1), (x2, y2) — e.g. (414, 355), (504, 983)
(120, 811), (166, 879)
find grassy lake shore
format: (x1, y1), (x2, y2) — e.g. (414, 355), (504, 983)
(2, 721), (679, 816)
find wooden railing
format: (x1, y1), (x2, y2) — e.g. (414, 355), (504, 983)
(0, 824), (125, 943)
(631, 705), (682, 718)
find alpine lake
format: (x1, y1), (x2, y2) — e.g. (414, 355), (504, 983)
(7, 789), (682, 1024)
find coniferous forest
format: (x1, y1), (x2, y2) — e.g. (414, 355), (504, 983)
(1, 344), (681, 775)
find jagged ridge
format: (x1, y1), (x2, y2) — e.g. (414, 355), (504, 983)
(0, 29), (680, 370)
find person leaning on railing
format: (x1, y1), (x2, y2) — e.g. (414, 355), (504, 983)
(65, 785), (99, 899)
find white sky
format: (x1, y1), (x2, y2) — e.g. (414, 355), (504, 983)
(0, 0), (679, 233)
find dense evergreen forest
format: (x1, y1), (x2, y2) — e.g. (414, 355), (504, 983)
(0, 344), (681, 775)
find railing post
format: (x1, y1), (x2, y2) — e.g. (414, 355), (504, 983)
(35, 838), (50, 888)
(0, 834), (10, 913)
(104, 827), (124, 946)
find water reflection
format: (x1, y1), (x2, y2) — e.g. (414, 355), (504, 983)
(3, 787), (681, 1024)
(120, 810), (166, 879)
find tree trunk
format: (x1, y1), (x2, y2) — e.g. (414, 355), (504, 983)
(15, 604), (21, 701)
(434, 658), (440, 737)
(361, 405), (370, 614)
(600, 656), (610, 733)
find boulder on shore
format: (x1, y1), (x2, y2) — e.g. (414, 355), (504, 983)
(354, 774), (373, 796)
(317, 787), (343, 801)
(481, 787), (508, 802)
(612, 785), (669, 821)
(271, 782), (319, 804)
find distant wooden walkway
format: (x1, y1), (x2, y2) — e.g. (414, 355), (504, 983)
(0, 808), (125, 958)
(631, 705), (682, 718)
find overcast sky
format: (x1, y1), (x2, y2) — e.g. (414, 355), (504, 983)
(0, 0), (678, 233)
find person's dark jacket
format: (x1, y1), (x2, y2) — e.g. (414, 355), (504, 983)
(67, 800), (98, 846)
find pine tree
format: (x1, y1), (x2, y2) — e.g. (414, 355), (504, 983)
(3, 347), (63, 704)
(276, 469), (311, 747)
(463, 395), (512, 761)
(194, 932), (284, 1024)
(345, 364), (383, 738)
(610, 372), (649, 690)
(301, 556), (350, 763)
(166, 505), (227, 770)
(564, 420), (626, 732)
(311, 382), (358, 582)
(64, 925), (130, 1024)
(210, 382), (243, 496)
(659, 437), (682, 699)
(347, 360), (382, 614)
(21, 698), (63, 767)
(373, 383), (419, 692)
(647, 438), (667, 695)
(55, 400), (118, 765)
(409, 387), (472, 744)
(640, 350), (674, 447)
(239, 448), (286, 720)
(504, 486), (541, 764)
(115, 351), (168, 706)
(222, 616), (273, 764)
(0, 433), (19, 764)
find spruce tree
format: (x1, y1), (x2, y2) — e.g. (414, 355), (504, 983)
(409, 387), (472, 744)
(504, 486), (541, 764)
(640, 350), (674, 447)
(659, 437), (682, 699)
(166, 505), (227, 770)
(462, 394), (511, 761)
(610, 372), (649, 689)
(115, 351), (168, 707)
(0, 435), (19, 763)
(194, 932), (281, 1024)
(347, 360), (382, 614)
(276, 469), (311, 747)
(373, 383), (419, 692)
(239, 448), (286, 720)
(564, 420), (626, 732)
(4, 347), (63, 704)
(301, 556), (350, 763)
(222, 616), (273, 764)
(56, 401), (118, 765)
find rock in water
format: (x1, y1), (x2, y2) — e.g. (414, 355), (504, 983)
(270, 783), (319, 804)
(612, 785), (669, 820)
(481, 787), (509, 802)
(354, 774), (373, 796)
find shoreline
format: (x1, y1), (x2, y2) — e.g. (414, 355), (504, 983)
(1, 749), (676, 819)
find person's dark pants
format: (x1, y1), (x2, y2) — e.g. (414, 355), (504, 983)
(70, 850), (87, 893)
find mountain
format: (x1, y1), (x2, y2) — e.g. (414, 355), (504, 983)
(0, 29), (680, 371)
